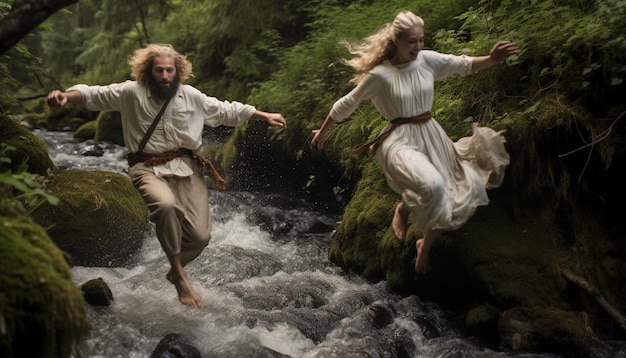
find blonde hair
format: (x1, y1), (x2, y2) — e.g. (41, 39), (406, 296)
(128, 43), (193, 85)
(342, 11), (424, 84)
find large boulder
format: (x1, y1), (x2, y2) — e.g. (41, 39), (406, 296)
(326, 153), (626, 356)
(31, 169), (150, 267)
(94, 111), (124, 145)
(70, 111), (124, 145)
(0, 114), (55, 176)
(0, 208), (90, 358)
(73, 120), (97, 142)
(45, 104), (97, 131)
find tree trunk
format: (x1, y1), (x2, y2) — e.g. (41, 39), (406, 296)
(0, 0), (78, 56)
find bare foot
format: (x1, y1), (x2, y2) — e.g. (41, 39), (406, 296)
(392, 202), (410, 240)
(167, 271), (202, 308)
(415, 238), (427, 273)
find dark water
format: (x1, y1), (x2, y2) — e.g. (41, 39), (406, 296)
(34, 130), (570, 358)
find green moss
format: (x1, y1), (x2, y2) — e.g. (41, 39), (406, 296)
(31, 170), (149, 266)
(330, 160), (403, 280)
(19, 113), (46, 128)
(73, 121), (97, 142)
(46, 105), (95, 131)
(0, 114), (55, 176)
(19, 98), (46, 114)
(0, 212), (90, 358)
(94, 111), (124, 145)
(465, 303), (502, 335)
(209, 126), (245, 183)
(448, 195), (564, 309)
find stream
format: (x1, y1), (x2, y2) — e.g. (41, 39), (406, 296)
(34, 129), (565, 358)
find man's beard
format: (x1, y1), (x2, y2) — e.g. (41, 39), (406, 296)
(148, 78), (179, 100)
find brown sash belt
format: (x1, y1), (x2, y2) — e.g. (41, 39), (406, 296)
(352, 111), (432, 154)
(126, 149), (226, 190)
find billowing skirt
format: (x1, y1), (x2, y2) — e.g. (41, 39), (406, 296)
(376, 119), (509, 232)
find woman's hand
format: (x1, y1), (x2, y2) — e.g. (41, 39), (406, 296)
(489, 41), (520, 63)
(311, 129), (323, 149)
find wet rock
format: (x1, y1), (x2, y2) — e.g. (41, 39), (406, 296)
(20, 120), (34, 130)
(79, 141), (107, 157)
(81, 277), (113, 306)
(499, 307), (614, 357)
(150, 333), (201, 358)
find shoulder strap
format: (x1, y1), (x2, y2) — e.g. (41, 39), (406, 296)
(137, 97), (171, 154)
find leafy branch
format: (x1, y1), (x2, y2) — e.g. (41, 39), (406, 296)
(0, 144), (59, 214)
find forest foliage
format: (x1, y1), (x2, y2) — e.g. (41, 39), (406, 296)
(1, 0), (625, 202)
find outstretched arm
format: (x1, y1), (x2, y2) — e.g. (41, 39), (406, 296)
(310, 113), (336, 150)
(46, 89), (83, 108)
(471, 41), (520, 73)
(250, 110), (287, 128)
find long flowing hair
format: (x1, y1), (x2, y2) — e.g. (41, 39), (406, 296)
(341, 11), (424, 84)
(128, 43), (193, 85)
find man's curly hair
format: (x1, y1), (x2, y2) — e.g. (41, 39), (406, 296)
(128, 43), (193, 85)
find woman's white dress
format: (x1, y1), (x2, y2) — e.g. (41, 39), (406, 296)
(329, 50), (509, 232)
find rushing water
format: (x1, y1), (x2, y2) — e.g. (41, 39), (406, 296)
(34, 129), (565, 358)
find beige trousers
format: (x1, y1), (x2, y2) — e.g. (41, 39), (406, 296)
(129, 157), (211, 265)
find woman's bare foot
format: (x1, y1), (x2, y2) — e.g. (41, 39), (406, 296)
(414, 238), (428, 273)
(167, 270), (202, 308)
(414, 229), (442, 274)
(392, 202), (410, 240)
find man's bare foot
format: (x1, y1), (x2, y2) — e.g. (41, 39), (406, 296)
(392, 202), (410, 240)
(415, 238), (427, 273)
(167, 271), (202, 308)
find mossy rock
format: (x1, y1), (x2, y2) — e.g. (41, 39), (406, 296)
(209, 121), (299, 192)
(428, 193), (564, 309)
(465, 303), (502, 338)
(498, 307), (612, 356)
(73, 120), (97, 142)
(31, 170), (150, 267)
(46, 104), (96, 131)
(18, 112), (46, 129)
(94, 111), (124, 145)
(0, 114), (55, 176)
(0, 209), (90, 358)
(326, 153), (626, 353)
(329, 159), (414, 284)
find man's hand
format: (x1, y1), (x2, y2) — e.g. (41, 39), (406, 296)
(46, 90), (67, 108)
(253, 110), (287, 128)
(265, 112), (287, 128)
